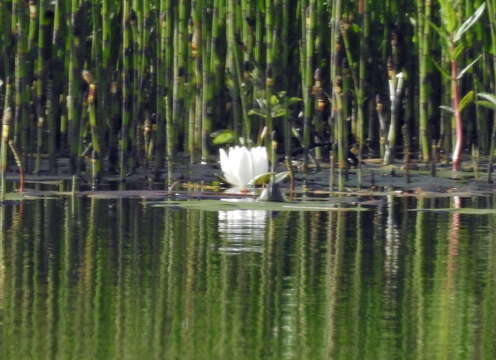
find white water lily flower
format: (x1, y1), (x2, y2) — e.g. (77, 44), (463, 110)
(219, 146), (269, 189)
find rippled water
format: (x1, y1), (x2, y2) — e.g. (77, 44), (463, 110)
(1, 196), (496, 359)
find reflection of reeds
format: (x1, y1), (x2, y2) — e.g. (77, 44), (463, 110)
(1, 198), (496, 358)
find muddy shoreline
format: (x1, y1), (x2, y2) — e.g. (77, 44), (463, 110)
(3, 154), (496, 201)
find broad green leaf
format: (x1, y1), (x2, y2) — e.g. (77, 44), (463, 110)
(478, 92), (496, 106)
(211, 129), (236, 145)
(459, 90), (474, 112)
(457, 55), (481, 80)
(453, 3), (486, 42)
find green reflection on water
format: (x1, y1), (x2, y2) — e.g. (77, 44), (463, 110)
(0, 197), (495, 359)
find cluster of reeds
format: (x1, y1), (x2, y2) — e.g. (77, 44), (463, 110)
(0, 0), (495, 185)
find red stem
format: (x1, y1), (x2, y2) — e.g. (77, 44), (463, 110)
(451, 58), (463, 172)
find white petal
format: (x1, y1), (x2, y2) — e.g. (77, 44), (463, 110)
(251, 146), (269, 176)
(235, 147), (253, 187)
(220, 148), (240, 186)
(228, 146), (245, 187)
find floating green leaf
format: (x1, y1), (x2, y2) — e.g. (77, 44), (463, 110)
(156, 199), (369, 212)
(412, 208), (496, 215)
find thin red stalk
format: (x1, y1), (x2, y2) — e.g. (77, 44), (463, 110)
(451, 58), (463, 171)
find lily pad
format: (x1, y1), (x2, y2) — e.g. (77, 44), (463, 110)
(411, 208), (496, 215)
(155, 199), (369, 212)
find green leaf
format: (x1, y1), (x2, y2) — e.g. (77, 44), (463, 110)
(476, 100), (496, 110)
(287, 97), (302, 105)
(211, 129), (236, 145)
(255, 98), (266, 109)
(270, 94), (280, 106)
(430, 58), (450, 80)
(249, 171), (290, 186)
(427, 19), (450, 45)
(273, 171), (290, 184)
(459, 90), (474, 112)
(453, 3), (486, 42)
(272, 108), (287, 118)
(452, 43), (465, 60)
(249, 172), (276, 186)
(248, 109), (266, 118)
(478, 92), (496, 107)
(439, 105), (454, 114)
(457, 55), (481, 80)
(350, 24), (361, 33)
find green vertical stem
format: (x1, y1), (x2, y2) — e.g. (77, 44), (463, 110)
(121, 0), (132, 180)
(157, 0), (173, 174)
(357, 0), (368, 163)
(417, 0), (432, 161)
(171, 1), (187, 163)
(191, 0), (202, 162)
(1, 107), (12, 198)
(13, 0), (29, 172)
(67, 0), (82, 173)
(226, 0), (249, 139)
(33, 0), (50, 174)
(329, 0), (343, 186)
(281, 0), (291, 160)
(303, 1), (316, 171)
(265, 0), (274, 155)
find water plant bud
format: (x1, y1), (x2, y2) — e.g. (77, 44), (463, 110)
(82, 70), (95, 85)
(87, 84), (96, 104)
(259, 126), (268, 141)
(29, 1), (37, 19)
(316, 98), (327, 111)
(144, 119), (152, 134)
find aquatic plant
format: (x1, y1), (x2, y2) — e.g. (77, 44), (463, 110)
(0, 0), (494, 184)
(219, 146), (268, 190)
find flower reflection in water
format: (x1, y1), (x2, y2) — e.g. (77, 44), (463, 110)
(217, 210), (267, 253)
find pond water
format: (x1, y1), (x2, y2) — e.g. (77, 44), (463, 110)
(1, 196), (496, 359)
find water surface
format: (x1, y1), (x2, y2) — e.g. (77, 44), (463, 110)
(1, 196), (495, 359)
